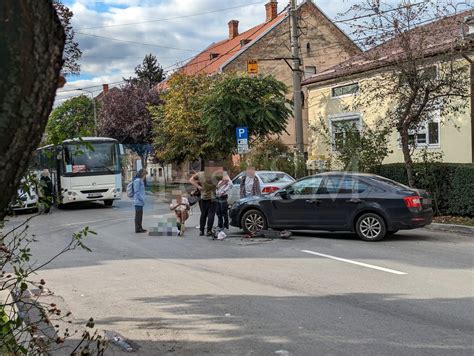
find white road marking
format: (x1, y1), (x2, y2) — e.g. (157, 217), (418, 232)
(301, 250), (407, 275)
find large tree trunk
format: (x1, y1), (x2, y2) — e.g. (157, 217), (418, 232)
(400, 127), (416, 187)
(0, 0), (65, 221)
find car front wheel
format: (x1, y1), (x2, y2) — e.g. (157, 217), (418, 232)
(355, 213), (386, 241)
(241, 209), (267, 234)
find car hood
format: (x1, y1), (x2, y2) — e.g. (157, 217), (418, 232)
(234, 194), (271, 206)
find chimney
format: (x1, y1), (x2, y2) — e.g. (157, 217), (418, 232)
(265, 0), (278, 22)
(228, 20), (239, 39)
(102, 84), (109, 94)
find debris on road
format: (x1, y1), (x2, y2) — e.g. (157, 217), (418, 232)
(105, 330), (139, 352)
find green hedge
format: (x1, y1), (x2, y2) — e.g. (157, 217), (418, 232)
(378, 163), (474, 217)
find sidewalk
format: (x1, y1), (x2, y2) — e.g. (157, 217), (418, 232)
(425, 223), (474, 235)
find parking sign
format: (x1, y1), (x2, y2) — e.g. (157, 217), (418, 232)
(236, 127), (249, 154)
(236, 127), (248, 140)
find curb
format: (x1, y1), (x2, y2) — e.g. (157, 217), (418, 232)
(424, 223), (474, 235)
(0, 289), (31, 350)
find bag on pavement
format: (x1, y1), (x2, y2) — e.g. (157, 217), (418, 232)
(126, 181), (134, 198)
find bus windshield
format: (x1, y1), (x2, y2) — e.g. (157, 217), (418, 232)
(63, 142), (120, 175)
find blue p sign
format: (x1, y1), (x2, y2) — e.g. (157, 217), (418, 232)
(236, 127), (248, 140)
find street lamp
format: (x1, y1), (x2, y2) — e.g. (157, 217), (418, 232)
(77, 88), (97, 136)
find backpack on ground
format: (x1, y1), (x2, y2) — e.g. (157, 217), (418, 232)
(126, 180), (134, 198)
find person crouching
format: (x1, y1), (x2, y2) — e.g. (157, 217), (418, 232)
(170, 191), (190, 236)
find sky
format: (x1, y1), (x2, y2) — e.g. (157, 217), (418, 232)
(55, 0), (467, 103)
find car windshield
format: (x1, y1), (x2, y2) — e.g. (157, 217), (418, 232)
(259, 172), (294, 184)
(63, 142), (120, 175)
(368, 176), (412, 191)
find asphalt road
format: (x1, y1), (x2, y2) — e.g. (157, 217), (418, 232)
(4, 196), (474, 356)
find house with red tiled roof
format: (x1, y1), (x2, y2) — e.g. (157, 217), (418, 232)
(302, 10), (474, 168)
(159, 0), (360, 153)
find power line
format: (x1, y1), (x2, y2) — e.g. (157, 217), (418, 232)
(81, 55), (182, 60)
(333, 1), (425, 24)
(75, 32), (201, 53)
(57, 77), (131, 93)
(62, 5), (470, 95)
(302, 9), (470, 52)
(77, 1), (266, 30)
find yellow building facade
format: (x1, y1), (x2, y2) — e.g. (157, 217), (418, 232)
(304, 61), (473, 169)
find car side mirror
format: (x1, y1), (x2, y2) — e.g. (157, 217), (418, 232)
(278, 189), (290, 200)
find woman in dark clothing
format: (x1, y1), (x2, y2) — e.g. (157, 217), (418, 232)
(216, 173), (233, 230)
(40, 169), (53, 213)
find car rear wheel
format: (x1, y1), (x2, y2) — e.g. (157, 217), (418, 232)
(356, 213), (386, 241)
(241, 209), (267, 234)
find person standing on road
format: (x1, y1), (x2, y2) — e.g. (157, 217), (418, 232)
(216, 172), (233, 230)
(133, 169), (147, 233)
(40, 169), (53, 214)
(240, 166), (261, 199)
(190, 166), (223, 236)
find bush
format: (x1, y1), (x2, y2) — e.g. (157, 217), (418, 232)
(243, 138), (295, 175)
(379, 163), (474, 217)
(448, 165), (474, 216)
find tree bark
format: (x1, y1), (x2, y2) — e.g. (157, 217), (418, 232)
(0, 0), (65, 221)
(400, 126), (416, 187)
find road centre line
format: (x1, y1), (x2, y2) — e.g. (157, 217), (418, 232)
(301, 250), (407, 275)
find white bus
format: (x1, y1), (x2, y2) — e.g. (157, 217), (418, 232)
(35, 137), (124, 206)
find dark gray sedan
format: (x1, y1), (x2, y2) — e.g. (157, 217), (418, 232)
(229, 172), (433, 241)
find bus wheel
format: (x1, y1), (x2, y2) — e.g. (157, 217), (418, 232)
(104, 200), (114, 207)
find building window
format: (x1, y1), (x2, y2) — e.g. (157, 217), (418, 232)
(398, 117), (440, 148)
(329, 115), (362, 151)
(331, 83), (359, 98)
(304, 66), (316, 78)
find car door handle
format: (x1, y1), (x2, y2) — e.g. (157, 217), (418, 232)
(306, 199), (322, 204)
(346, 198), (362, 203)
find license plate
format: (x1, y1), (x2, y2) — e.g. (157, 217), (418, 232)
(88, 193), (102, 198)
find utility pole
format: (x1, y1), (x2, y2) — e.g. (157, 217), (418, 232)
(290, 0), (305, 172)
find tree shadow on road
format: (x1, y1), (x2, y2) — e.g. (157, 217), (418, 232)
(88, 293), (474, 356)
